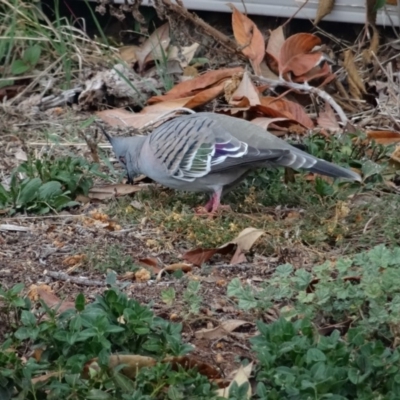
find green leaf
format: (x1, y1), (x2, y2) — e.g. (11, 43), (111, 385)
(274, 263), (294, 277)
(227, 277), (243, 297)
(23, 45), (41, 67)
(20, 310), (36, 326)
(112, 373), (135, 393)
(361, 160), (385, 179)
(38, 181), (62, 200)
(11, 59), (30, 75)
(306, 348), (326, 363)
(0, 79), (14, 89)
(167, 385), (184, 400)
(161, 288), (175, 306)
(52, 195), (74, 210)
(374, 0), (386, 10)
(0, 183), (11, 204)
(10, 283), (25, 296)
(86, 389), (113, 400)
(315, 177), (334, 196)
(18, 178), (41, 205)
(348, 367), (363, 384)
(75, 293), (85, 312)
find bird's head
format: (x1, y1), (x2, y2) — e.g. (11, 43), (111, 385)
(97, 123), (144, 184)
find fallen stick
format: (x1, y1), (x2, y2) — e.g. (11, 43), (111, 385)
(251, 74), (348, 126)
(45, 271), (112, 287)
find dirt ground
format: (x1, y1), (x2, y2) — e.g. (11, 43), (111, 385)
(2, 5), (400, 379)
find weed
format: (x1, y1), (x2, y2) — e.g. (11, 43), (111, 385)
(0, 156), (105, 214)
(252, 317), (400, 399)
(0, 0), (110, 92)
(85, 243), (140, 273)
(161, 287), (176, 307)
(182, 281), (202, 316)
(0, 287), (212, 399)
(228, 245), (400, 343)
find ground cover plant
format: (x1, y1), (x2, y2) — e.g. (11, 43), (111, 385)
(1, 0), (400, 398)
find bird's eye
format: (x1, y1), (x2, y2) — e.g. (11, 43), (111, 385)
(119, 156), (126, 165)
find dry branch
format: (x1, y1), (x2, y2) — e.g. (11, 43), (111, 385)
(251, 74), (348, 126)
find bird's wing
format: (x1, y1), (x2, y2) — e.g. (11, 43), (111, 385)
(203, 112), (361, 181)
(148, 114), (289, 182)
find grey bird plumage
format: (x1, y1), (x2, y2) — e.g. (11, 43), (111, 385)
(100, 112), (361, 212)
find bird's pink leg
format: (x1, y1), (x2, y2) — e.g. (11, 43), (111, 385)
(204, 190), (222, 213)
(195, 188), (231, 215)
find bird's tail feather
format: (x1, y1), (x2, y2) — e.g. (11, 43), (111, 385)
(274, 151), (361, 181)
(308, 158), (361, 181)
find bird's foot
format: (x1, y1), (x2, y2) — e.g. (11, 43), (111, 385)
(194, 204), (232, 216)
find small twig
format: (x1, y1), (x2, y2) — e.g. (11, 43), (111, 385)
(282, 0), (310, 28)
(141, 107), (196, 129)
(251, 74), (348, 125)
(363, 214), (378, 234)
(240, 0), (248, 15)
(45, 271), (112, 287)
(27, 142), (112, 148)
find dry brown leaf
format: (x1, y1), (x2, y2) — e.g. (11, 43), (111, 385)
(157, 263), (193, 280)
(62, 254), (86, 267)
(362, 26), (380, 64)
(118, 45), (140, 63)
(183, 81), (226, 108)
(183, 244), (236, 266)
(295, 61), (334, 84)
(148, 67), (243, 103)
(255, 103), (294, 120)
(317, 101), (341, 132)
(84, 355), (157, 380)
(279, 33), (322, 78)
(165, 263), (193, 273)
(168, 43), (199, 67)
(135, 23), (170, 72)
(88, 184), (148, 200)
(134, 268), (151, 282)
(229, 4), (265, 75)
(163, 356), (222, 380)
(314, 0), (335, 25)
(224, 73), (243, 102)
(31, 371), (61, 385)
(250, 117), (290, 130)
(29, 286), (75, 314)
(184, 227), (265, 266)
(228, 71), (260, 107)
(366, 131), (400, 144)
(281, 53), (324, 78)
(259, 96), (314, 129)
(183, 65), (199, 77)
(228, 227), (265, 264)
(265, 26), (286, 74)
(195, 319), (252, 340)
(138, 257), (163, 273)
(230, 247), (247, 264)
(259, 60), (279, 80)
(96, 99), (192, 129)
(343, 50), (365, 98)
(390, 145), (400, 164)
(217, 363), (253, 398)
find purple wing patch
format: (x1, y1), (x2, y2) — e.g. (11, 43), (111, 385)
(212, 139), (248, 165)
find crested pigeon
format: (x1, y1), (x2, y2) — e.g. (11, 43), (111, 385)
(100, 112), (361, 212)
